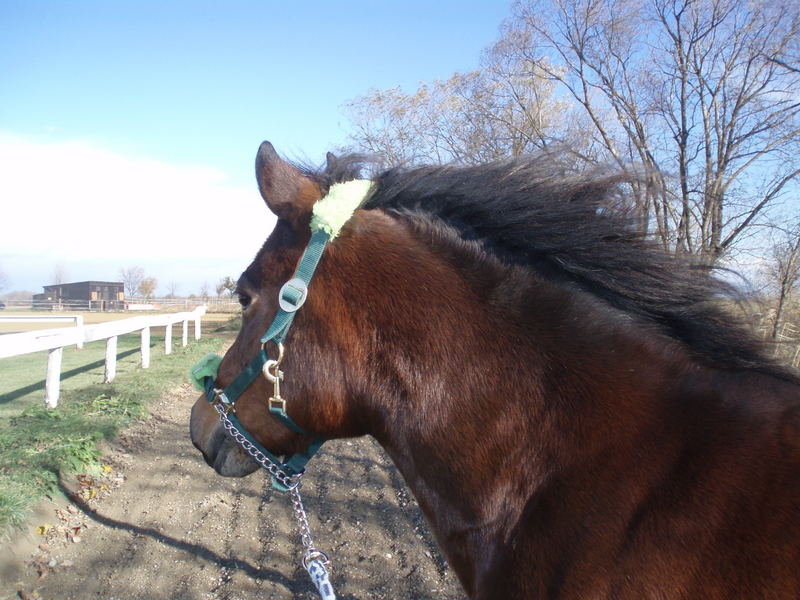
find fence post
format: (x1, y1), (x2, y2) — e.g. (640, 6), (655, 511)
(104, 335), (118, 383)
(141, 327), (150, 368)
(3, 310), (207, 409)
(45, 347), (63, 408)
(75, 315), (85, 350)
(165, 322), (173, 355)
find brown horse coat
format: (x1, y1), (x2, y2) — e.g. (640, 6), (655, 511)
(191, 142), (800, 599)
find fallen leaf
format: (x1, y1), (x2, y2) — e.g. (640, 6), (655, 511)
(102, 464), (113, 474)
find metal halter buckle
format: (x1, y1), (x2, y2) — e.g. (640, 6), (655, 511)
(279, 277), (308, 312)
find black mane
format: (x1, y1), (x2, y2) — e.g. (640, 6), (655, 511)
(310, 154), (794, 380)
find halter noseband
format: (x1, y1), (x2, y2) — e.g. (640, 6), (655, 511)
(190, 179), (373, 488)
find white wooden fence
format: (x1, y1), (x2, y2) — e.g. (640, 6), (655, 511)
(0, 306), (207, 408)
(0, 315), (86, 348)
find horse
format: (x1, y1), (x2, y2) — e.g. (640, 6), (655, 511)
(190, 141), (800, 599)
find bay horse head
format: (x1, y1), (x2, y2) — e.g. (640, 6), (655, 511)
(190, 140), (371, 477)
(190, 141), (800, 599)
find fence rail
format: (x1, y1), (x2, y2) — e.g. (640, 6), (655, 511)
(0, 306), (207, 408)
(0, 297), (237, 312)
(0, 315), (86, 348)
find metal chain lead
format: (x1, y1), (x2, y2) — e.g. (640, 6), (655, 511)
(290, 485), (316, 551)
(214, 404), (301, 490)
(290, 486), (336, 600)
(214, 406), (336, 599)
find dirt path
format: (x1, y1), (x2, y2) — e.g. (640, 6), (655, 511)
(2, 384), (464, 600)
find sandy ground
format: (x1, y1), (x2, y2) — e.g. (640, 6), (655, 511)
(1, 384), (465, 600)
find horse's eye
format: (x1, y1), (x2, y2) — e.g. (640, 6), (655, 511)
(237, 292), (251, 310)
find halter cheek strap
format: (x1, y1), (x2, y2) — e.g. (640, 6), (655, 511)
(190, 179), (373, 487)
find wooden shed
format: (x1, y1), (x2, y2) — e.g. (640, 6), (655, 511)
(33, 281), (125, 311)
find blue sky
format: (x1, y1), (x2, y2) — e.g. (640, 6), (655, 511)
(1, 0), (511, 295)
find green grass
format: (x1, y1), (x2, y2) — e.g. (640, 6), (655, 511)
(0, 333), (153, 420)
(0, 333), (227, 536)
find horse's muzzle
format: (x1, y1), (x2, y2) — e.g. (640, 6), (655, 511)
(190, 398), (260, 477)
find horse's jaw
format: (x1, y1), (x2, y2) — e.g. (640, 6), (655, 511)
(190, 401), (260, 477)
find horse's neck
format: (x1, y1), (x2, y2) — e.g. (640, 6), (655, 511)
(337, 219), (800, 598)
(366, 269), (691, 596)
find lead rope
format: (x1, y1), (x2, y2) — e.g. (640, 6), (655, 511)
(214, 405), (337, 599)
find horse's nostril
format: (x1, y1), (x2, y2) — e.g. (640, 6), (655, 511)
(191, 437), (215, 467)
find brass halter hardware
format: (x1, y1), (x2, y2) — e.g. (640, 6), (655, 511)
(263, 342), (286, 413)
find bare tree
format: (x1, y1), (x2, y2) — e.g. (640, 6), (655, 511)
(52, 263), (68, 285)
(501, 0), (800, 258)
(766, 222), (800, 339)
(344, 0), (799, 265)
(119, 266), (145, 297)
(344, 57), (582, 168)
(216, 276), (236, 298)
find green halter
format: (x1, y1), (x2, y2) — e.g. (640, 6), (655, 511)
(190, 179), (373, 488)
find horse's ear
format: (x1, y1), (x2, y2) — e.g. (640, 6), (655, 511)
(255, 141), (319, 230)
(325, 151), (337, 171)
